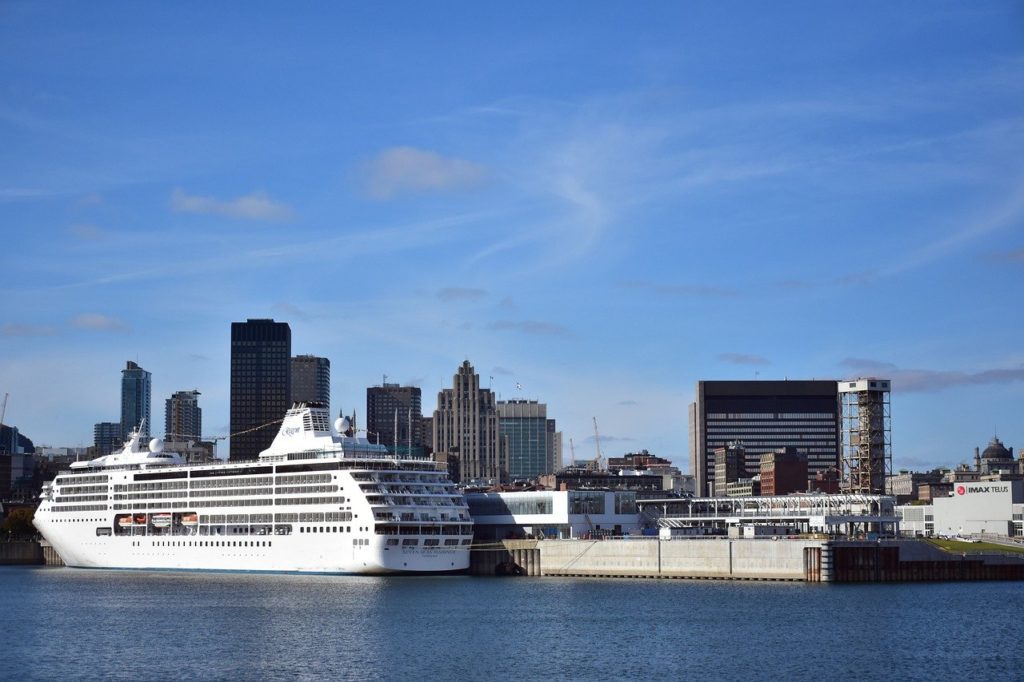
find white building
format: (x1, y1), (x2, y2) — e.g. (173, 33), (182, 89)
(465, 490), (644, 540)
(897, 481), (1024, 537)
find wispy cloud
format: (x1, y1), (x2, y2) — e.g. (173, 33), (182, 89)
(1, 324), (57, 337)
(487, 320), (573, 338)
(617, 399), (639, 406)
(622, 280), (738, 297)
(841, 358), (1024, 392)
(67, 223), (104, 240)
(491, 366), (515, 376)
(0, 187), (54, 202)
(170, 188), (295, 222)
(437, 287), (487, 302)
(875, 181), (1024, 278)
(271, 302), (312, 321)
(358, 147), (487, 199)
(581, 434), (635, 444)
(188, 354), (209, 362)
(70, 313), (128, 332)
(719, 353), (771, 366)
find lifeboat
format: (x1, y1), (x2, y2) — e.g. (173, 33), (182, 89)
(134, 513), (148, 525)
(117, 516), (133, 528)
(151, 513), (172, 528)
(180, 513), (199, 526)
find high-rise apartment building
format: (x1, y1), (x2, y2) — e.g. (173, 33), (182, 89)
(432, 361), (504, 484)
(291, 355), (331, 413)
(497, 400), (555, 481)
(229, 319), (291, 461)
(121, 361), (152, 438)
(689, 380), (840, 497)
(94, 421), (123, 456)
(366, 382), (424, 456)
(165, 390), (202, 442)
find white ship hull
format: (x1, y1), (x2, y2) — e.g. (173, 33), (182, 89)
(35, 517), (468, 574)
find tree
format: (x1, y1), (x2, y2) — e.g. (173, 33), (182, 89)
(2, 507), (36, 539)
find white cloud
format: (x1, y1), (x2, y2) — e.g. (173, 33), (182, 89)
(359, 147), (487, 199)
(170, 188), (294, 222)
(70, 314), (128, 332)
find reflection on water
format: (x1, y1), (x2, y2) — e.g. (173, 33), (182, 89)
(5, 567), (1024, 681)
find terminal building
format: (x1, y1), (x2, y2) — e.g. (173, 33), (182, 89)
(897, 481), (1024, 538)
(465, 490), (644, 540)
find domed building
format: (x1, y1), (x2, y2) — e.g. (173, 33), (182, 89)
(974, 436), (1019, 475)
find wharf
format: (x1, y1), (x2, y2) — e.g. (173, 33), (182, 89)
(471, 537), (1024, 582)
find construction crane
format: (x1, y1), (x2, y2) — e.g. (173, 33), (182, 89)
(0, 392), (7, 427)
(591, 417), (603, 471)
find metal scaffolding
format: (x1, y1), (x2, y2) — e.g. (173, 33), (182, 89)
(839, 378), (891, 495)
(637, 493), (899, 537)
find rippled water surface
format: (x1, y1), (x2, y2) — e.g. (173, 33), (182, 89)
(4, 567), (1023, 681)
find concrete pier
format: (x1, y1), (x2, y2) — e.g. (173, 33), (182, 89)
(471, 537), (1024, 582)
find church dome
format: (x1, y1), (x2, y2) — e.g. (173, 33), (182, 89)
(981, 436), (1012, 460)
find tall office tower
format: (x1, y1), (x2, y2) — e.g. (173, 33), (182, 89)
(229, 319), (291, 461)
(433, 360), (504, 484)
(291, 355), (331, 412)
(497, 400), (553, 481)
(366, 382), (423, 456)
(839, 378), (891, 494)
(689, 380), (840, 497)
(121, 361), (152, 438)
(94, 421), (123, 456)
(165, 390), (202, 441)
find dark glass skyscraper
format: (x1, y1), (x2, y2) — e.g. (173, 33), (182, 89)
(689, 380), (840, 497)
(230, 319), (291, 460)
(120, 361), (152, 439)
(291, 355), (331, 413)
(366, 383), (423, 456)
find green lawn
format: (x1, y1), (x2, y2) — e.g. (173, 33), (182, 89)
(925, 538), (1024, 555)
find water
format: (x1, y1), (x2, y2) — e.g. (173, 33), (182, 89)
(4, 567), (1023, 681)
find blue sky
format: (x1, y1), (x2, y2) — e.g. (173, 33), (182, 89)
(1, 2), (1022, 470)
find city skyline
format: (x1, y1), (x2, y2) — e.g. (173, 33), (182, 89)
(1, 4), (1022, 468)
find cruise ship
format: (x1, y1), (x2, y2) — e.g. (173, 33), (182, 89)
(34, 402), (473, 574)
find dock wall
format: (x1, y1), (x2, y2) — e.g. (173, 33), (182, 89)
(0, 540), (44, 565)
(541, 538), (820, 581)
